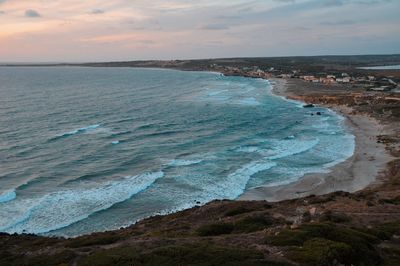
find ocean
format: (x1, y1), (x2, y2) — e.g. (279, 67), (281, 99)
(0, 67), (355, 237)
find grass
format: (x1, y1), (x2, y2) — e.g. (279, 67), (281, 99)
(319, 210), (352, 223)
(266, 222), (382, 266)
(196, 222), (234, 236)
(196, 214), (275, 236)
(67, 234), (122, 248)
(224, 207), (252, 217)
(0, 250), (76, 266)
(288, 238), (352, 266)
(80, 243), (293, 266)
(234, 215), (274, 233)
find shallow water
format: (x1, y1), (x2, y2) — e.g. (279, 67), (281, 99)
(0, 67), (354, 236)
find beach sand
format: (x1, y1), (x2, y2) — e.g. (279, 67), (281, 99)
(240, 78), (394, 202)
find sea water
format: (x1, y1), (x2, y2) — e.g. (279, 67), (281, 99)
(0, 67), (355, 237)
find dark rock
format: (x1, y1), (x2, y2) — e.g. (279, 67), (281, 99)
(316, 112), (322, 115)
(303, 104), (315, 108)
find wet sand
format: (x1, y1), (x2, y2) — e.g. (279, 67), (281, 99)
(240, 78), (394, 202)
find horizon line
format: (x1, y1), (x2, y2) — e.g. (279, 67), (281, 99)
(1, 53), (400, 65)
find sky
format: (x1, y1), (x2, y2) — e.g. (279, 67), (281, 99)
(0, 0), (399, 62)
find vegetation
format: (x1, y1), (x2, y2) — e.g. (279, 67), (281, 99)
(66, 234), (122, 248)
(234, 215), (274, 233)
(288, 238), (352, 266)
(224, 206), (252, 217)
(80, 243), (292, 266)
(266, 222), (382, 265)
(196, 222), (234, 236)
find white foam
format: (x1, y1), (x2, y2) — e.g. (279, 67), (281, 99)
(218, 160), (278, 199)
(236, 97), (260, 106)
(167, 159), (203, 167)
(0, 171), (164, 234)
(111, 141), (120, 145)
(236, 146), (260, 153)
(57, 124), (100, 137)
(0, 190), (16, 203)
(268, 138), (320, 160)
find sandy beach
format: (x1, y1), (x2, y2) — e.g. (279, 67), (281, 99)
(240, 78), (394, 202)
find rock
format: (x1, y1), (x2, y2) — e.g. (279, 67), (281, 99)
(316, 112), (322, 115)
(290, 224), (300, 229)
(309, 207), (317, 216)
(303, 104), (315, 108)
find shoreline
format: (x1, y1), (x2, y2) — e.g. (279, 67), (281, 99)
(239, 78), (394, 202)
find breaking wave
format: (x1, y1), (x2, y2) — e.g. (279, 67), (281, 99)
(0, 171), (164, 234)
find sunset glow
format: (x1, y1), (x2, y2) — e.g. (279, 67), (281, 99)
(0, 0), (399, 62)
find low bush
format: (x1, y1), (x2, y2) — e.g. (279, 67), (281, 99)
(196, 222), (234, 236)
(320, 211), (352, 223)
(67, 234), (122, 248)
(79, 243), (293, 266)
(1, 250), (76, 266)
(224, 207), (252, 217)
(234, 215), (274, 233)
(266, 223), (381, 265)
(288, 238), (352, 266)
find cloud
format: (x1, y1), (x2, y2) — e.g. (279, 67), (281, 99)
(0, 0), (399, 62)
(90, 9), (105, 14)
(320, 20), (358, 25)
(323, 0), (346, 6)
(0, 10), (4, 15)
(25, 9), (41, 18)
(272, 0), (295, 3)
(200, 23), (230, 30)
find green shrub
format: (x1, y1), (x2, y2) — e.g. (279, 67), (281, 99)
(234, 215), (274, 233)
(67, 234), (121, 248)
(381, 247), (400, 266)
(266, 223), (381, 265)
(362, 222), (400, 240)
(320, 211), (352, 223)
(1, 251), (76, 266)
(225, 207), (252, 217)
(288, 238), (352, 266)
(80, 243), (293, 266)
(196, 222), (234, 236)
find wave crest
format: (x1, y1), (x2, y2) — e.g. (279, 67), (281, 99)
(0, 190), (16, 203)
(0, 171), (163, 234)
(50, 124), (101, 141)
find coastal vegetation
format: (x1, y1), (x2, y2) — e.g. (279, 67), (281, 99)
(1, 195), (400, 265)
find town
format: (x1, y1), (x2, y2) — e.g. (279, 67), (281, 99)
(209, 64), (400, 93)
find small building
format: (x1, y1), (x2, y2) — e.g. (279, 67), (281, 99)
(338, 77), (351, 83)
(303, 75), (317, 81)
(320, 78), (336, 84)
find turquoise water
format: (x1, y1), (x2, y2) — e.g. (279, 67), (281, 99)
(0, 67), (354, 237)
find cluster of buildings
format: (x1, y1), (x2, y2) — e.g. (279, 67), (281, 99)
(300, 74), (352, 84)
(209, 64), (399, 93)
(299, 73), (398, 91)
